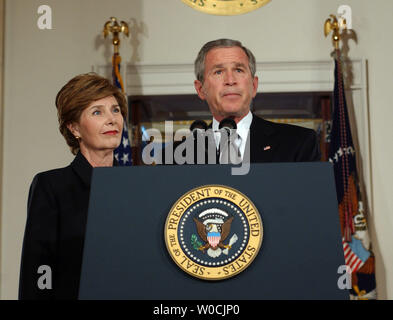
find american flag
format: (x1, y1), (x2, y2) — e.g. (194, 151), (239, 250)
(112, 52), (132, 166)
(328, 55), (357, 242)
(328, 50), (376, 298)
(342, 237), (369, 273)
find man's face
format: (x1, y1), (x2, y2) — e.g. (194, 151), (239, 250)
(194, 46), (258, 123)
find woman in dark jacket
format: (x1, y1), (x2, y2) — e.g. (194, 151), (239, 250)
(19, 73), (128, 299)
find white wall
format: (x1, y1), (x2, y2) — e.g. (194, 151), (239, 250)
(1, 0), (392, 299)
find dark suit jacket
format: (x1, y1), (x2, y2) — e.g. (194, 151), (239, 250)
(19, 152), (117, 300)
(248, 115), (320, 162)
(169, 114), (320, 164)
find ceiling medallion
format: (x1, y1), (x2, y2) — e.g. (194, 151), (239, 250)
(181, 0), (271, 16)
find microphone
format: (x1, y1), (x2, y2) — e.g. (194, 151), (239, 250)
(218, 117), (238, 149)
(218, 117), (237, 132)
(190, 120), (208, 138)
(218, 118), (241, 165)
(190, 119), (208, 131)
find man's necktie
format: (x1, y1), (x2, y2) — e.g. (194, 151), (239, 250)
(219, 130), (242, 164)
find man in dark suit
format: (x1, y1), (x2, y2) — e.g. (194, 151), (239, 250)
(190, 39), (320, 166)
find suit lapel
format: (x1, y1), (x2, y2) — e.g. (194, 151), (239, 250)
(205, 116), (279, 163)
(71, 152), (93, 188)
(71, 152), (120, 187)
(249, 115), (278, 163)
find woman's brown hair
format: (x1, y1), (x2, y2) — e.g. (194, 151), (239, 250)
(55, 73), (128, 155)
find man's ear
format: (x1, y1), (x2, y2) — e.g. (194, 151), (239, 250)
(67, 122), (81, 138)
(252, 76), (259, 98)
(194, 80), (206, 100)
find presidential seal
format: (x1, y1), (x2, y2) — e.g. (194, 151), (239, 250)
(165, 185), (263, 280)
(180, 0), (271, 16)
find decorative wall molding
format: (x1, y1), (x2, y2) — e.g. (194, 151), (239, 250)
(94, 59), (365, 95)
(0, 0), (5, 266)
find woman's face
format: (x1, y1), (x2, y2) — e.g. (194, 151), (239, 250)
(70, 95), (124, 154)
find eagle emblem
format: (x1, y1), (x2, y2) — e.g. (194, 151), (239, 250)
(192, 208), (238, 258)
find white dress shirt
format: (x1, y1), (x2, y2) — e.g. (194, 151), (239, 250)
(212, 111), (253, 160)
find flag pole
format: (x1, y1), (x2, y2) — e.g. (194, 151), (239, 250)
(102, 17), (133, 166)
(324, 14), (355, 241)
(103, 17), (129, 92)
(324, 14), (343, 50)
(324, 14), (377, 299)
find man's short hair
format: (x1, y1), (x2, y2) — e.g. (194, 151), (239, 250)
(194, 39), (257, 83)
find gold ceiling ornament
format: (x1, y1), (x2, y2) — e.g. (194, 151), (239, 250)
(324, 14), (347, 50)
(102, 17), (129, 54)
(180, 0), (271, 16)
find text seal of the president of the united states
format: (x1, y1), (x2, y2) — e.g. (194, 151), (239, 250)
(165, 185), (263, 280)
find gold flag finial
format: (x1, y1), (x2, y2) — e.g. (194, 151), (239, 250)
(324, 14), (346, 50)
(103, 17), (129, 53)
